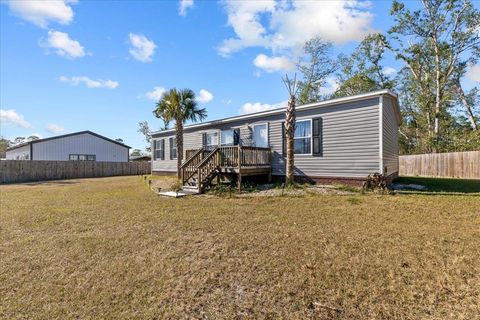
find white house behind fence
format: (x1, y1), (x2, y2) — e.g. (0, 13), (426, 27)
(6, 131), (130, 162)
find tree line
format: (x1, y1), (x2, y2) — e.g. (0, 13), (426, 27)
(139, 0), (478, 159)
(0, 136), (40, 158)
(293, 0), (479, 154)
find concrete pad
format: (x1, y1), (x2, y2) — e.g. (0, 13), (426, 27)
(158, 191), (189, 198)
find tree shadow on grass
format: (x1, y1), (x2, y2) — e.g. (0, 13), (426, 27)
(394, 176), (480, 194)
(19, 180), (80, 186)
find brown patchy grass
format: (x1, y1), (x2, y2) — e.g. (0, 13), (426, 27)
(1, 176), (479, 319)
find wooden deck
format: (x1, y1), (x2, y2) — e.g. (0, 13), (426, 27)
(180, 146), (272, 192)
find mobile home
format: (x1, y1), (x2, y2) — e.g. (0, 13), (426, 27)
(151, 90), (401, 192)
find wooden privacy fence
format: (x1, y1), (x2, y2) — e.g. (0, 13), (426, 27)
(399, 151), (480, 179)
(0, 160), (151, 184)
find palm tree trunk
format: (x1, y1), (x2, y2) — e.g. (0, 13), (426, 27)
(285, 96), (296, 185)
(175, 119), (184, 179)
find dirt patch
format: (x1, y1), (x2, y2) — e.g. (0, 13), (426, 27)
(236, 184), (357, 197)
(149, 176), (178, 192)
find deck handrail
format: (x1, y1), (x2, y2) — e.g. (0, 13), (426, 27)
(239, 146), (271, 151)
(185, 149), (201, 161)
(181, 145), (272, 192)
(182, 148), (202, 166)
(197, 147), (220, 190)
(180, 148), (203, 185)
(183, 145), (272, 169)
(196, 147), (219, 167)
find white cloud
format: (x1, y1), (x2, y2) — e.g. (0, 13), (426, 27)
(467, 65), (480, 82)
(129, 33), (156, 62)
(218, 1), (275, 57)
(197, 89), (214, 104)
(239, 100), (286, 114)
(318, 77), (340, 96)
(145, 86), (166, 101)
(383, 67), (397, 76)
(219, 0), (373, 57)
(59, 76), (119, 89)
(7, 0), (76, 28)
(42, 30), (85, 58)
(253, 54), (294, 72)
(179, 0), (194, 16)
(46, 124), (65, 134)
(0, 109), (31, 128)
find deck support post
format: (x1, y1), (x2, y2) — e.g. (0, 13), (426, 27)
(268, 150), (272, 183)
(237, 145), (242, 190)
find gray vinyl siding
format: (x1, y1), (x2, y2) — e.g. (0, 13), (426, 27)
(151, 95), (396, 179)
(152, 123), (252, 172)
(32, 133), (128, 162)
(6, 145), (30, 160)
(152, 136), (177, 172)
(269, 98), (380, 178)
(382, 96), (399, 176)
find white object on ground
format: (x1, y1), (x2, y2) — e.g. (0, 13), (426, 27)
(158, 191), (188, 198)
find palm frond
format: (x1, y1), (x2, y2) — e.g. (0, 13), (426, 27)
(153, 87), (207, 125)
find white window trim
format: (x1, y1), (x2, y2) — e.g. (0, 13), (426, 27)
(293, 118), (313, 156)
(251, 122), (269, 148)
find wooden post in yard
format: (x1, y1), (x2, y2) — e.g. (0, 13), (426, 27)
(237, 145), (242, 191)
(268, 149), (272, 183)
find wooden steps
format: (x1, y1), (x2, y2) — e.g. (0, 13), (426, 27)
(179, 146), (272, 194)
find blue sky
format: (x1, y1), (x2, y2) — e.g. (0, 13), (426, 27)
(1, 0), (478, 151)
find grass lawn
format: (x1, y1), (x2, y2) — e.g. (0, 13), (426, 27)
(1, 176), (479, 319)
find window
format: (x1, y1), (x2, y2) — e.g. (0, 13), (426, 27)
(252, 124), (268, 148)
(220, 129), (240, 146)
(221, 129), (234, 146)
(294, 120), (311, 154)
(169, 138), (177, 159)
(153, 139), (164, 160)
(69, 154), (95, 161)
(205, 132), (218, 148)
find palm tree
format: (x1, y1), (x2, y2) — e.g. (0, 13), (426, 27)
(153, 88), (207, 178)
(282, 74), (299, 185)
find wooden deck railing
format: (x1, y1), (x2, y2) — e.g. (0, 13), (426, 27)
(185, 149), (199, 160)
(218, 146), (239, 167)
(181, 145), (272, 191)
(239, 146), (271, 167)
(197, 147), (220, 190)
(180, 149), (203, 185)
(184, 146), (271, 169)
